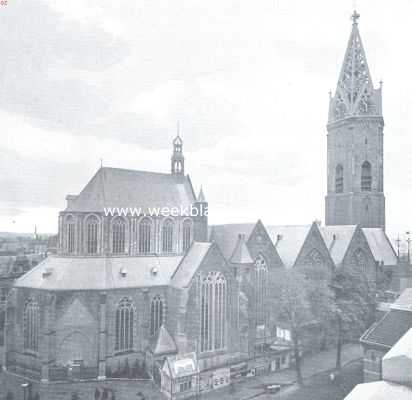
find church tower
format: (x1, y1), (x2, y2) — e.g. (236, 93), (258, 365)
(325, 11), (385, 229)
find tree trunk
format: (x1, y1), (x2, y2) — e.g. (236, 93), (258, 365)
(293, 337), (303, 385)
(335, 317), (342, 370)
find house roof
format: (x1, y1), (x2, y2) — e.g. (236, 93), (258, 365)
(209, 223), (256, 261)
(163, 352), (198, 379)
(265, 225), (311, 267)
(344, 381), (412, 400)
(319, 225), (357, 266)
(152, 325), (177, 355)
(382, 328), (412, 386)
(390, 288), (412, 312)
(362, 228), (397, 267)
(14, 242), (211, 291)
(383, 328), (412, 364)
(64, 167), (196, 213)
(361, 309), (412, 349)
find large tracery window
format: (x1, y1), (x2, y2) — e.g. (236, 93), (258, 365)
(150, 295), (164, 336)
(23, 300), (39, 353)
(255, 256), (268, 325)
(200, 272), (227, 353)
(139, 218), (152, 254)
(115, 298), (134, 352)
(335, 164), (344, 193)
(66, 216), (76, 254)
(182, 219), (192, 251)
(162, 219), (174, 253)
(86, 216), (99, 255)
(112, 218), (126, 254)
(361, 161), (372, 191)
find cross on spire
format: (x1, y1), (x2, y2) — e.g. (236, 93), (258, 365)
(352, 10), (360, 25)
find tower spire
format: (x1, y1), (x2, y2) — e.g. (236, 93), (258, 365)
(329, 11), (381, 122)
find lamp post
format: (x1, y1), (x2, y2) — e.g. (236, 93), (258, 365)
(21, 382), (30, 400)
(406, 231), (411, 265)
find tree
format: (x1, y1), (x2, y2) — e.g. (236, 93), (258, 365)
(272, 268), (333, 384)
(330, 266), (375, 370)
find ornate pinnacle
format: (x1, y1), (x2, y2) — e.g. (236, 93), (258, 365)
(352, 10), (360, 25)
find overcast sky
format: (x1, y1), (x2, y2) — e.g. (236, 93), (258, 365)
(0, 0), (410, 245)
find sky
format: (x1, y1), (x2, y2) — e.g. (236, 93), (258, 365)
(0, 0), (410, 246)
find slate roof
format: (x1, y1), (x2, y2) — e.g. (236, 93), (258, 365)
(319, 225), (357, 266)
(265, 225), (311, 267)
(360, 309), (412, 349)
(362, 228), (397, 267)
(209, 223), (256, 261)
(170, 242), (212, 288)
(344, 381), (412, 400)
(65, 167), (196, 213)
(152, 325), (177, 355)
(14, 242), (211, 291)
(230, 234), (253, 264)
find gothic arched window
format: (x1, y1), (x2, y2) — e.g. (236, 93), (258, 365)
(23, 299), (39, 353)
(115, 298), (134, 352)
(112, 218), (126, 254)
(162, 219), (174, 253)
(361, 161), (372, 191)
(354, 248), (368, 275)
(86, 216), (99, 255)
(182, 219), (192, 251)
(66, 215), (76, 254)
(305, 249), (325, 270)
(335, 164), (344, 193)
(255, 256), (268, 325)
(139, 218), (152, 254)
(200, 272), (227, 352)
(150, 295), (164, 336)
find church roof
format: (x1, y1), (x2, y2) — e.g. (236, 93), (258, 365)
(209, 223), (256, 261)
(265, 225), (312, 268)
(64, 167), (196, 213)
(319, 225), (357, 266)
(170, 242), (213, 288)
(230, 234), (253, 265)
(362, 228), (397, 267)
(14, 242), (212, 291)
(152, 325), (177, 355)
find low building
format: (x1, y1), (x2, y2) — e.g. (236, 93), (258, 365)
(345, 328), (412, 399)
(360, 288), (412, 382)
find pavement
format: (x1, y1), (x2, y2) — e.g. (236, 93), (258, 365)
(198, 343), (363, 400)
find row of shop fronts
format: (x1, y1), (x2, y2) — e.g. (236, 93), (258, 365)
(159, 340), (293, 399)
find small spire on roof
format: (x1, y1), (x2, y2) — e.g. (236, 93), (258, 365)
(197, 186), (206, 202)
